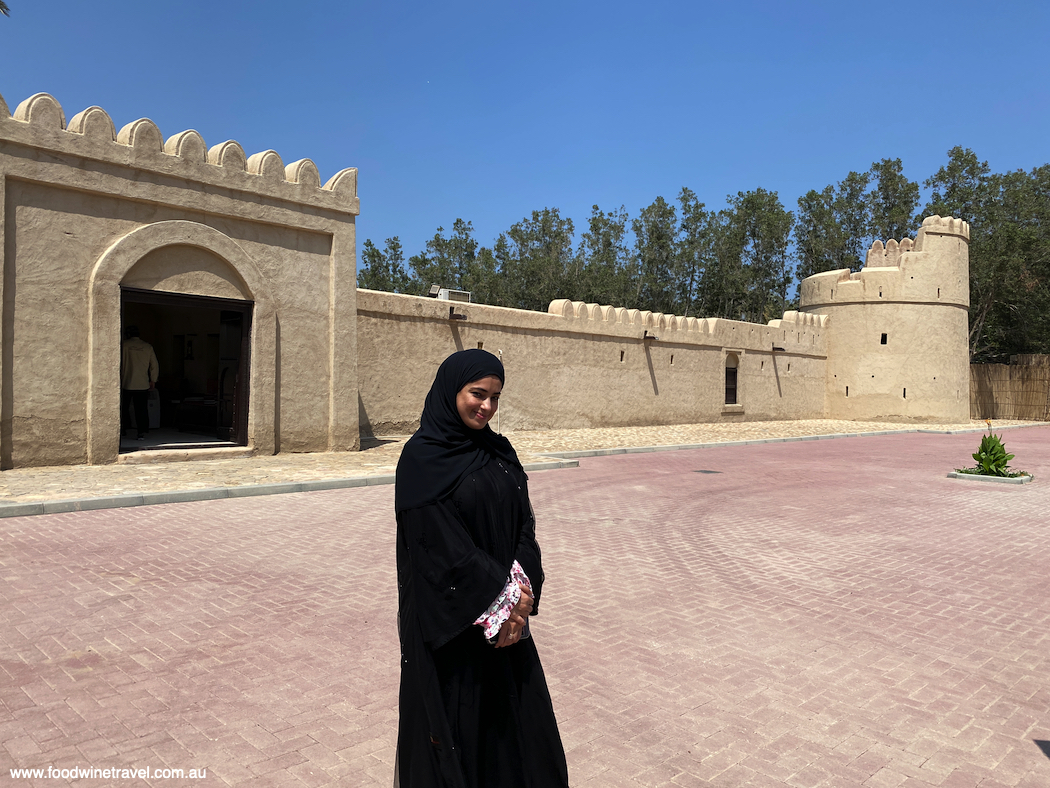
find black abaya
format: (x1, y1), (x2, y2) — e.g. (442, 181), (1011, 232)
(396, 457), (569, 788)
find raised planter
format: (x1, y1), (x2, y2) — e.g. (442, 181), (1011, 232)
(946, 472), (1033, 485)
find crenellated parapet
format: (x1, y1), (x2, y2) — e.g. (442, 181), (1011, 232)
(546, 298), (827, 354)
(548, 299), (713, 333)
(863, 237), (915, 268)
(0, 91), (358, 214)
(767, 310), (828, 330)
(917, 214), (970, 241)
(864, 216), (969, 268)
(800, 215), (970, 310)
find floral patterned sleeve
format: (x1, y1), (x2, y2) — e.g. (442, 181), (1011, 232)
(473, 560), (532, 642)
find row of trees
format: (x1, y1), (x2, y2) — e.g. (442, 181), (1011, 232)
(924, 149), (1050, 363)
(359, 149), (1050, 362)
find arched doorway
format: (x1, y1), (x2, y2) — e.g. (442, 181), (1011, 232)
(89, 221), (276, 464)
(120, 287), (252, 452)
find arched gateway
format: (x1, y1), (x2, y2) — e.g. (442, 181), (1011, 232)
(87, 221), (277, 463)
(0, 90), (359, 469)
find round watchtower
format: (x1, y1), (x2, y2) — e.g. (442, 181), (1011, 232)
(799, 215), (970, 422)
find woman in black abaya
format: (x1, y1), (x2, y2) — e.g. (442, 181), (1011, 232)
(394, 349), (569, 788)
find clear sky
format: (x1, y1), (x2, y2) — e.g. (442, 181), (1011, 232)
(2, 0), (1048, 265)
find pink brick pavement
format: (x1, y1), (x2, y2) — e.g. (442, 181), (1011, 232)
(2, 427), (1050, 787)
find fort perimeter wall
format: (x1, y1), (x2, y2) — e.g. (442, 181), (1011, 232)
(360, 216), (971, 435)
(357, 291), (829, 435)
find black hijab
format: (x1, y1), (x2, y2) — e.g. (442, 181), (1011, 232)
(395, 349), (522, 513)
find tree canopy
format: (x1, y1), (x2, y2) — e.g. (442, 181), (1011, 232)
(357, 147), (1050, 362)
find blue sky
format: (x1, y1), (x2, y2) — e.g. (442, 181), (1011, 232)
(2, 1), (1048, 265)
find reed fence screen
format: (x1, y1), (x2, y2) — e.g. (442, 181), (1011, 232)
(970, 355), (1050, 420)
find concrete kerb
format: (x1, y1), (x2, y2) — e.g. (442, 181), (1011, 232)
(946, 472), (1034, 485)
(0, 425), (1043, 519)
(0, 460), (578, 519)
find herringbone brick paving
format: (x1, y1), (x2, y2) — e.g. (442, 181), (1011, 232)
(2, 428), (1049, 786)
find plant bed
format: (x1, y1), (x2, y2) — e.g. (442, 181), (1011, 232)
(949, 428), (1032, 484)
(946, 470), (1033, 484)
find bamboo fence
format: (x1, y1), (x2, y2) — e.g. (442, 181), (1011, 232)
(970, 355), (1050, 420)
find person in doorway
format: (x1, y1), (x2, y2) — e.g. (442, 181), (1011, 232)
(121, 326), (159, 441)
(393, 349), (569, 788)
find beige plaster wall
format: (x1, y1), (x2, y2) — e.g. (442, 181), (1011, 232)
(125, 245), (252, 300)
(357, 291), (828, 435)
(0, 91), (360, 468)
(800, 216), (971, 422)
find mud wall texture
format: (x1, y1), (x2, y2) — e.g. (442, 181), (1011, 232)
(0, 91), (360, 468)
(356, 290), (828, 436)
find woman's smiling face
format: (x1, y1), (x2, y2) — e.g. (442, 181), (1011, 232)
(456, 375), (502, 430)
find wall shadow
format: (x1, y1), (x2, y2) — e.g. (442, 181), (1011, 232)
(1, 207), (14, 469)
(358, 391), (373, 439)
(273, 317), (281, 453)
(771, 353), (783, 397)
(1035, 740), (1050, 760)
(450, 322), (464, 351)
(643, 343), (659, 396)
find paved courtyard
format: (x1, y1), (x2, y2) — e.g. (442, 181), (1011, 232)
(2, 427), (1050, 787)
(0, 419), (1027, 506)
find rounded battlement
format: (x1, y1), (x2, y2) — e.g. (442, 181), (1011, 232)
(0, 90), (358, 214)
(800, 216), (969, 311)
(919, 214), (970, 241)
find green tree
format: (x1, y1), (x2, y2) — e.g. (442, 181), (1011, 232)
(407, 219), (479, 296)
(924, 146), (990, 222)
(467, 245), (502, 306)
(0, 2), (10, 17)
(728, 188), (794, 323)
(576, 205), (633, 307)
(795, 161), (919, 285)
(925, 148), (1050, 361)
(494, 208), (577, 312)
(868, 157), (920, 243)
(794, 185), (844, 281)
(675, 188), (714, 317)
(695, 208), (743, 319)
(695, 190), (793, 322)
(357, 237), (409, 293)
(631, 196), (679, 313)
(793, 171), (871, 280)
(836, 170), (872, 271)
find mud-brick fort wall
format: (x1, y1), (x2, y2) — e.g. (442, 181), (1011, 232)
(0, 91), (361, 468)
(356, 291), (829, 435)
(359, 215), (972, 436)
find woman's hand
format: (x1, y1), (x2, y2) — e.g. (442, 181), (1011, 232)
(495, 583), (533, 647)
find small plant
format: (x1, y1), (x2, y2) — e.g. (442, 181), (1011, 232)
(955, 426), (1028, 478)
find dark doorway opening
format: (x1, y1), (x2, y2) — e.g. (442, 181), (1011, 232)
(120, 287), (252, 453)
